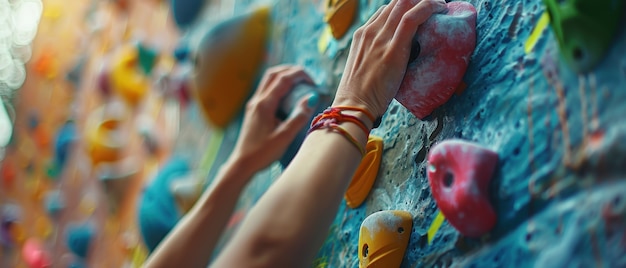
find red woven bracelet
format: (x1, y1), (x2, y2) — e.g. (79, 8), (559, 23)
(307, 106), (376, 156)
(309, 107), (370, 135)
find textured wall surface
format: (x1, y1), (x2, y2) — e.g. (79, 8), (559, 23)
(204, 0), (626, 267)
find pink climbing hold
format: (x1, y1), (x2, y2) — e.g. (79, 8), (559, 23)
(22, 238), (52, 268)
(427, 139), (498, 238)
(97, 67), (112, 97)
(395, 2), (477, 119)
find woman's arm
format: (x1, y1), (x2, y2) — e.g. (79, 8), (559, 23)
(143, 66), (317, 268)
(211, 0), (447, 267)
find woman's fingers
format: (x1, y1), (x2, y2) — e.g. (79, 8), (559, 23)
(273, 93), (315, 142)
(262, 67), (314, 108)
(256, 65), (292, 94)
(383, 0), (420, 30)
(361, 0), (390, 27)
(362, 3), (389, 28)
(392, 0), (447, 46)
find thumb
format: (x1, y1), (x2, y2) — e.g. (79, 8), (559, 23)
(274, 92), (319, 141)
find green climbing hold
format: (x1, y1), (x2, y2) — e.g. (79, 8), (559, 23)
(543, 0), (626, 73)
(46, 162), (60, 179)
(136, 42), (159, 75)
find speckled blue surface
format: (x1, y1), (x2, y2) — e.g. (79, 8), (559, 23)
(194, 0), (626, 266)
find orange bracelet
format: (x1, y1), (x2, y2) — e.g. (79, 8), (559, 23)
(327, 125), (366, 156)
(332, 105), (376, 124)
(308, 106), (373, 156)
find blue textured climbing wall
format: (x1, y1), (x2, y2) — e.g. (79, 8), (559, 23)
(199, 0), (626, 267)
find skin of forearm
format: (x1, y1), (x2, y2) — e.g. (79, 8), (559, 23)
(143, 158), (255, 268)
(212, 120), (369, 267)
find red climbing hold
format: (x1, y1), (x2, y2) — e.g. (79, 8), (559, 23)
(395, 2), (477, 119)
(427, 139), (498, 238)
(22, 238), (52, 268)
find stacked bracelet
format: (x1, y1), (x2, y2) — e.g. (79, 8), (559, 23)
(307, 106), (374, 156)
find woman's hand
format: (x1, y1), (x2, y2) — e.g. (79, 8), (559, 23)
(333, 0), (447, 118)
(228, 65), (318, 174)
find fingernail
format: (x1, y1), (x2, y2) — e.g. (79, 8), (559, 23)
(307, 92), (319, 108)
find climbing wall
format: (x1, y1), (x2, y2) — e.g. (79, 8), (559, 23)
(213, 0), (626, 266)
(304, 0), (626, 267)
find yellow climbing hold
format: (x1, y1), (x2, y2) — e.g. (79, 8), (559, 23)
(111, 45), (149, 105)
(34, 217), (52, 239)
(324, 0), (358, 39)
(359, 210), (412, 268)
(525, 11), (550, 54)
(10, 222), (26, 244)
(427, 210), (446, 244)
(318, 26), (333, 54)
(86, 105), (127, 164)
(192, 6), (271, 128)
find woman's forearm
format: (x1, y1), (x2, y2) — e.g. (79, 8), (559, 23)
(144, 159), (254, 268)
(212, 116), (370, 267)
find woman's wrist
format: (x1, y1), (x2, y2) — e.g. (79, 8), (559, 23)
(330, 98), (375, 129)
(220, 153), (258, 184)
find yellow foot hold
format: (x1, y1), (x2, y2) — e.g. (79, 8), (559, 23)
(324, 0), (358, 39)
(345, 135), (383, 208)
(359, 210), (413, 268)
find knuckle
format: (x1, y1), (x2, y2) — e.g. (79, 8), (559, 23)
(246, 98), (259, 111)
(353, 27), (364, 39)
(275, 74), (290, 85)
(362, 27), (378, 40)
(424, 0), (440, 10)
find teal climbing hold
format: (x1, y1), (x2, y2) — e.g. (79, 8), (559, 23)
(543, 0), (626, 73)
(66, 223), (95, 259)
(171, 0), (205, 28)
(44, 191), (65, 218)
(138, 157), (190, 252)
(136, 42), (159, 75)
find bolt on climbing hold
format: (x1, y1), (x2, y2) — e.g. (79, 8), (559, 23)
(359, 210), (413, 268)
(543, 0), (626, 73)
(110, 44), (150, 105)
(427, 139), (499, 238)
(192, 6), (271, 128)
(345, 135), (384, 208)
(22, 238), (52, 268)
(324, 0), (358, 39)
(395, 2), (477, 120)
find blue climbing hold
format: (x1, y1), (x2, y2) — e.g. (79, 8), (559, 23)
(54, 120), (78, 170)
(138, 157), (190, 252)
(66, 223), (95, 259)
(171, 0), (205, 28)
(44, 191), (65, 218)
(66, 57), (86, 88)
(173, 45), (190, 62)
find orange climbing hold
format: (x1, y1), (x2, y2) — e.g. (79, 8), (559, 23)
(32, 49), (58, 79)
(345, 135), (383, 208)
(1, 158), (17, 188)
